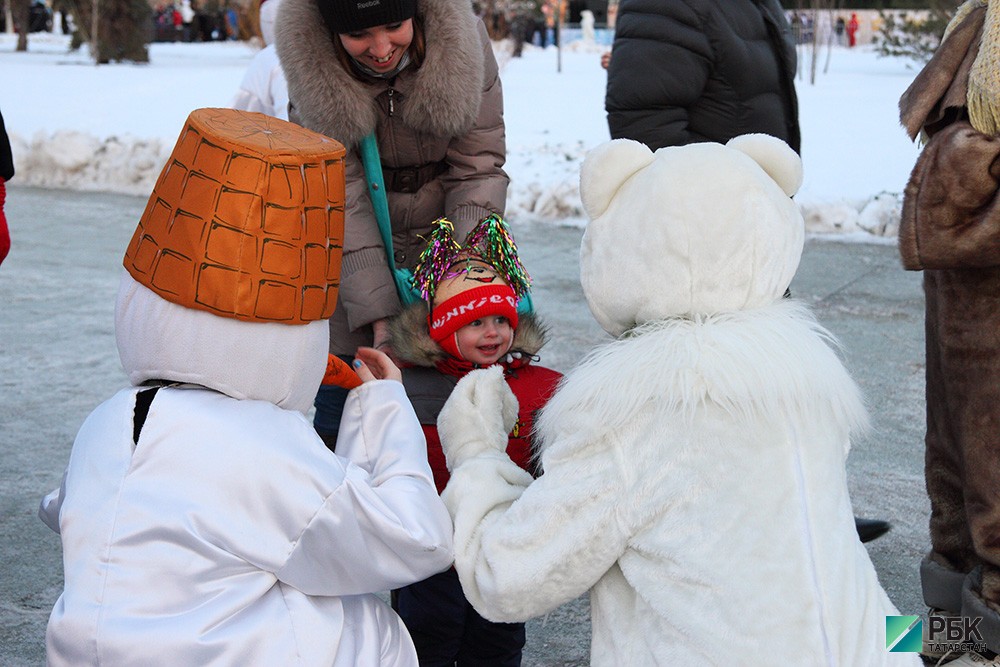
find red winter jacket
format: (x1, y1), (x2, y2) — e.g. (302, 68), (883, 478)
(389, 305), (562, 493)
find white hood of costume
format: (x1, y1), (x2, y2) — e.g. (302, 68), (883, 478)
(579, 135), (804, 337)
(115, 272), (328, 414)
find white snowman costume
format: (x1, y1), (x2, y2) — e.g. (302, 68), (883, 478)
(437, 135), (919, 666)
(39, 109), (453, 666)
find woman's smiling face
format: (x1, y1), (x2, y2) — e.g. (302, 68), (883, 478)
(338, 19), (414, 73)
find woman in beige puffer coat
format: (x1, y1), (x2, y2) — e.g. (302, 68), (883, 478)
(276, 0), (508, 444)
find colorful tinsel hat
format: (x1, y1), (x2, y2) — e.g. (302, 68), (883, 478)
(123, 108), (347, 325)
(411, 214), (530, 359)
(410, 214), (531, 305)
(427, 257), (520, 360)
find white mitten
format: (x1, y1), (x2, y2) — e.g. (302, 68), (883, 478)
(438, 366), (519, 470)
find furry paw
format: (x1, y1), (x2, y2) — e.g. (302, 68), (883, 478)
(438, 366), (519, 470)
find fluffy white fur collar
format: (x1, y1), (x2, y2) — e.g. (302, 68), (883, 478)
(535, 300), (868, 456)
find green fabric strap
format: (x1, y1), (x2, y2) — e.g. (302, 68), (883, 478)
(359, 132), (395, 267)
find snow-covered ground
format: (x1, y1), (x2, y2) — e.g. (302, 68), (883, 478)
(0, 32), (925, 239)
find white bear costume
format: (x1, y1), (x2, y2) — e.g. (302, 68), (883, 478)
(437, 136), (919, 666)
(38, 110), (454, 666)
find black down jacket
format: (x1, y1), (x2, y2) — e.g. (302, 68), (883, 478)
(605, 0), (800, 153)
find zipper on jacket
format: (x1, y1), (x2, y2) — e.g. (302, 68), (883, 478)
(388, 87), (395, 116)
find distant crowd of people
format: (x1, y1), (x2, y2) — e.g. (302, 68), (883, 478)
(152, 0), (241, 43)
(0, 0), (62, 34)
(787, 9), (862, 47)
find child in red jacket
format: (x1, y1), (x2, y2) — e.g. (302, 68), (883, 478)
(387, 215), (562, 665)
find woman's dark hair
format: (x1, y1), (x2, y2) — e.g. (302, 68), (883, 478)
(332, 14), (426, 81)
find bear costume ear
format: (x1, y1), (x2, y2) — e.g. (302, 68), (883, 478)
(726, 134), (803, 197)
(580, 139), (655, 219)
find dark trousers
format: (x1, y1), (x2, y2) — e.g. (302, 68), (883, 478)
(395, 568), (525, 666)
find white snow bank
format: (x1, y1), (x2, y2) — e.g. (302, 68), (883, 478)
(1, 33), (921, 239)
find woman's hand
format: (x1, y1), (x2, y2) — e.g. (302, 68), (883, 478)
(353, 346), (402, 383)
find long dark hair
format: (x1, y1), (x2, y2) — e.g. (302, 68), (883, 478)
(332, 13), (426, 81)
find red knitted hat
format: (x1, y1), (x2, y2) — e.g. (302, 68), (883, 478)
(429, 283), (518, 360)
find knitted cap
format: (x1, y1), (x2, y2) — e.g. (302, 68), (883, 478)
(429, 258), (519, 359)
(319, 0), (416, 35)
(123, 108), (347, 325)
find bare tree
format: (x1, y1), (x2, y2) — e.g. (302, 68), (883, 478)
(12, 0), (29, 51)
(68, 0), (150, 63)
(805, 0), (838, 85)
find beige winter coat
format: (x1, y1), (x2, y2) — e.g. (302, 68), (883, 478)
(276, 0), (508, 355)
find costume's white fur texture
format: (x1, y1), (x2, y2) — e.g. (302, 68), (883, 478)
(437, 365), (519, 470)
(579, 136), (804, 337)
(439, 136), (918, 665)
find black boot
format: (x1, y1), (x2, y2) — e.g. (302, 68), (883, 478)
(855, 517), (891, 543)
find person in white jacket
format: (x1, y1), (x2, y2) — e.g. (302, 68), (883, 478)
(436, 135), (920, 666)
(39, 108), (454, 666)
(231, 0), (289, 120)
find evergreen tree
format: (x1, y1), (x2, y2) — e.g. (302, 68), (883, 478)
(876, 0), (962, 64)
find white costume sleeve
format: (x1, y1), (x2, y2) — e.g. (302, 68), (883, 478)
(439, 370), (631, 622)
(38, 470), (67, 534)
(275, 380), (454, 595)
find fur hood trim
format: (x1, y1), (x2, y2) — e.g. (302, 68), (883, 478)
(389, 302), (548, 367)
(276, 0), (485, 147)
(535, 299), (868, 455)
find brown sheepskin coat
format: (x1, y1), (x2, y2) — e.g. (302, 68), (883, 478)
(898, 4), (1000, 621)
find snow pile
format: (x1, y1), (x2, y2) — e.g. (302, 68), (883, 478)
(799, 192), (902, 241)
(10, 131), (169, 195)
(0, 33), (922, 239)
(7, 128), (907, 239)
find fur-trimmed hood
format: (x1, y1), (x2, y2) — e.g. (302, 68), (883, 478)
(388, 303), (549, 368)
(275, 0), (486, 147)
(535, 299), (868, 456)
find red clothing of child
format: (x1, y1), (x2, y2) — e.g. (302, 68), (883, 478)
(387, 302), (561, 664)
(390, 305), (561, 493)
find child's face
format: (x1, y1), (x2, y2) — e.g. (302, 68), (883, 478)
(455, 315), (513, 366)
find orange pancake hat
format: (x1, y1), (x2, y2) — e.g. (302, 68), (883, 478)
(123, 108), (346, 324)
